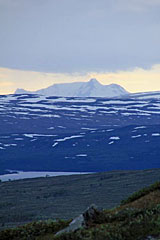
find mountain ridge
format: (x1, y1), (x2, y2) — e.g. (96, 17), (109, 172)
(15, 78), (129, 97)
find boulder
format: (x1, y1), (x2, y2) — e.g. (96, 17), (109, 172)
(56, 204), (100, 236)
(83, 204), (100, 226)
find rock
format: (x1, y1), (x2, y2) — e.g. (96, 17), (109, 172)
(55, 214), (85, 236)
(83, 204), (100, 226)
(56, 204), (100, 236)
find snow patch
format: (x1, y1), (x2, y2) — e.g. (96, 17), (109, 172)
(131, 135), (141, 138)
(152, 133), (160, 136)
(55, 135), (83, 142)
(109, 136), (120, 140)
(108, 141), (114, 144)
(52, 142), (58, 147)
(24, 134), (55, 138)
(134, 126), (146, 130)
(76, 154), (87, 157)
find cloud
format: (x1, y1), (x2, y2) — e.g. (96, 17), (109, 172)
(1, 64), (160, 94)
(0, 0), (160, 73)
(92, 65), (160, 93)
(138, 0), (160, 6)
(0, 68), (89, 94)
(116, 0), (160, 12)
(0, 81), (13, 86)
(0, 80), (13, 94)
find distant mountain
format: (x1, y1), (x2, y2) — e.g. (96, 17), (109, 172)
(15, 78), (129, 97)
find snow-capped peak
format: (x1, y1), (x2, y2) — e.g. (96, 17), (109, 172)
(15, 79), (129, 97)
(88, 78), (100, 84)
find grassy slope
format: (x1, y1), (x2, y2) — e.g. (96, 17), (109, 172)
(1, 181), (160, 240)
(0, 168), (160, 229)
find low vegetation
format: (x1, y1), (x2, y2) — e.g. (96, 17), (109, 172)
(1, 168), (160, 229)
(1, 181), (160, 240)
(0, 219), (70, 240)
(120, 180), (160, 205)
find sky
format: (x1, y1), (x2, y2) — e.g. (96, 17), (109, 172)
(0, 0), (160, 94)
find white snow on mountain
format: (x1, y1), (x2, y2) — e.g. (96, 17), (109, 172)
(15, 79), (128, 97)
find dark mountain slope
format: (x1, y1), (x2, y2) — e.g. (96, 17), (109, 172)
(1, 94), (160, 173)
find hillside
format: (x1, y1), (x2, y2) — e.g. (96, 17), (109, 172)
(1, 94), (160, 173)
(0, 168), (160, 230)
(1, 175), (160, 239)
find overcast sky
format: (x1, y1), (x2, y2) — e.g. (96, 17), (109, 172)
(0, 0), (160, 94)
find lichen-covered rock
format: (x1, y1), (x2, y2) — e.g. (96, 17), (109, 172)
(56, 204), (100, 236)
